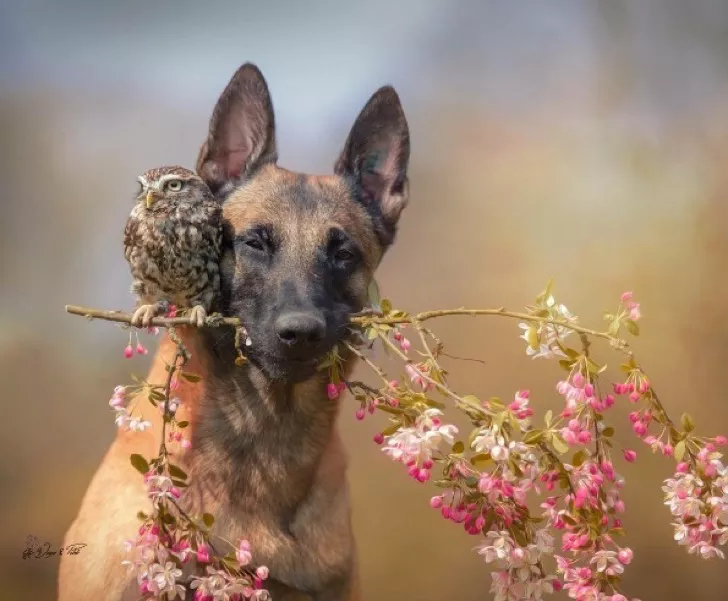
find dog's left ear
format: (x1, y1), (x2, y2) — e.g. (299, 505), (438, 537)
(335, 86), (410, 246)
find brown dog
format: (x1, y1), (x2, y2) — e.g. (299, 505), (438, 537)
(58, 63), (410, 601)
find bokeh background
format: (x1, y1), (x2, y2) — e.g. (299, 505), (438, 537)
(2, 1), (728, 599)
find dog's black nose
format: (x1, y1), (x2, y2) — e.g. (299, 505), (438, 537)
(275, 312), (326, 349)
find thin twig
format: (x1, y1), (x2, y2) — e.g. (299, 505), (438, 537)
(65, 303), (621, 345)
(65, 305), (240, 328)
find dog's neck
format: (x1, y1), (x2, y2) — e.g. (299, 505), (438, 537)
(175, 329), (346, 516)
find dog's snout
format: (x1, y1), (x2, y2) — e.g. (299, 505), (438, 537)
(275, 312), (326, 349)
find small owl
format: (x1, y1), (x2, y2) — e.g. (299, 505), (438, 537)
(124, 166), (222, 328)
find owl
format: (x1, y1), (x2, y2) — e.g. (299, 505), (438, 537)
(124, 166), (222, 328)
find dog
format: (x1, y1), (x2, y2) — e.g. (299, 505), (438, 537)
(58, 62), (410, 601)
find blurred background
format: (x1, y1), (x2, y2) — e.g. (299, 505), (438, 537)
(2, 0), (728, 599)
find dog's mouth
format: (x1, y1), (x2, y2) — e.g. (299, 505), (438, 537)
(248, 348), (326, 382)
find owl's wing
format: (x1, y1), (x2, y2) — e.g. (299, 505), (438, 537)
(123, 212), (140, 263)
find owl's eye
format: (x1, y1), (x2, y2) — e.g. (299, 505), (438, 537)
(164, 179), (184, 192)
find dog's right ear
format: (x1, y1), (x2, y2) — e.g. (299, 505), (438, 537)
(196, 63), (277, 196)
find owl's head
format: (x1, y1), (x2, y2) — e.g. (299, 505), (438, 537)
(136, 165), (211, 211)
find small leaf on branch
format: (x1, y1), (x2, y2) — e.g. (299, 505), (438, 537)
(130, 454), (150, 475)
(181, 371), (202, 383)
(470, 453), (491, 467)
(572, 450), (587, 467)
(681, 413), (695, 433)
(526, 327), (540, 350)
(202, 513), (215, 528)
(177, 420), (189, 428)
(625, 319), (640, 336)
(551, 434), (569, 455)
(674, 440), (686, 462)
(169, 464), (188, 481)
(452, 441), (465, 454)
(602, 427), (614, 438)
(172, 479), (188, 488)
(433, 479), (455, 489)
(523, 430), (543, 445)
(377, 405), (404, 415)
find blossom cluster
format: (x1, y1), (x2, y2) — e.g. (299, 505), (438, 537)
(335, 286), (727, 601)
(109, 385), (152, 432)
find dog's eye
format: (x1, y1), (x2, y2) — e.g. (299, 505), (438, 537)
(245, 239), (265, 251)
(334, 248), (355, 262)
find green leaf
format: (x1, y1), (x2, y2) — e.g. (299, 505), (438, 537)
(136, 511), (148, 521)
(523, 430), (543, 445)
(367, 279), (381, 309)
(681, 413), (695, 433)
(130, 454), (150, 475)
(558, 359), (573, 371)
(526, 327), (540, 350)
(625, 319), (640, 336)
(674, 440), (686, 462)
(452, 441), (465, 454)
(602, 427), (614, 438)
(377, 405), (404, 415)
(168, 464), (188, 481)
(181, 371), (202, 383)
(171, 479), (188, 488)
(176, 420), (189, 428)
(563, 346), (581, 359)
(551, 435), (569, 455)
(380, 298), (392, 314)
(161, 512), (176, 525)
(202, 513), (215, 528)
(544, 410), (553, 427)
(381, 423), (402, 436)
(470, 453), (491, 467)
(608, 320), (620, 336)
(572, 450), (587, 467)
(433, 479), (455, 489)
(148, 390), (166, 401)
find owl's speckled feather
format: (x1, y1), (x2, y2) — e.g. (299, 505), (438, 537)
(124, 165), (222, 327)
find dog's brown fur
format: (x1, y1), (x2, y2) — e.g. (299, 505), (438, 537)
(58, 63), (410, 601)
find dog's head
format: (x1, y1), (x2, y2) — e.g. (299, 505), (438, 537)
(196, 63), (410, 382)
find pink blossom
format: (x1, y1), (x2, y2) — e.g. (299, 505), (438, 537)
(617, 548), (634, 565)
(124, 345), (134, 359)
(255, 566), (269, 580)
(196, 544), (211, 563)
(136, 343), (148, 355)
(236, 540), (252, 566)
(623, 449), (637, 463)
(326, 382), (340, 400)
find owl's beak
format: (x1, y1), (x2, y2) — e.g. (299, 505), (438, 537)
(145, 191), (156, 209)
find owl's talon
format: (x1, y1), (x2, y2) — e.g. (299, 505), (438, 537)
(206, 313), (224, 327)
(131, 304), (162, 328)
(189, 306), (207, 328)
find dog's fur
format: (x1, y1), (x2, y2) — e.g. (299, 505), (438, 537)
(58, 63), (410, 601)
